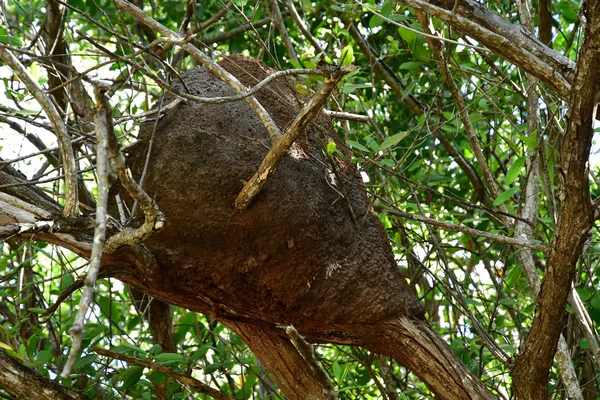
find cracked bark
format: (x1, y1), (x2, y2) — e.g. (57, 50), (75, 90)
(512, 2), (600, 397)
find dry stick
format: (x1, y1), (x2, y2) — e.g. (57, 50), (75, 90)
(285, 0), (324, 54)
(0, 45), (79, 218)
(92, 347), (237, 400)
(234, 64), (353, 210)
(113, 0), (282, 144)
(388, 210), (548, 252)
(59, 85), (111, 379)
(97, 87), (165, 254)
(269, 0), (298, 62)
(323, 110), (370, 122)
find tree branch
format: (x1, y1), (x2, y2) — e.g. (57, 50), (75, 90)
(388, 209), (549, 251)
(92, 347), (237, 400)
(234, 64), (353, 210)
(0, 45), (79, 217)
(513, 2), (600, 396)
(391, 0), (573, 98)
(0, 350), (89, 400)
(113, 0), (283, 144)
(60, 84), (112, 378)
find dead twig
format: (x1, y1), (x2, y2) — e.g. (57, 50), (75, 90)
(0, 45), (79, 218)
(60, 84), (111, 378)
(234, 64), (354, 210)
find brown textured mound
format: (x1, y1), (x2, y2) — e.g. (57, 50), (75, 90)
(119, 54), (424, 333)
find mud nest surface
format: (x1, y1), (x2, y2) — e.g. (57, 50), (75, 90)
(120, 55), (424, 331)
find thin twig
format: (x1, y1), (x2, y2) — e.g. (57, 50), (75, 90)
(323, 110), (370, 122)
(113, 0), (282, 143)
(96, 85), (165, 254)
(388, 209), (549, 251)
(0, 44), (79, 217)
(60, 84), (111, 379)
(92, 347), (238, 400)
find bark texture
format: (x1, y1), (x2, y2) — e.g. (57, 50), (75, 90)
(0, 350), (89, 400)
(512, 2), (600, 398)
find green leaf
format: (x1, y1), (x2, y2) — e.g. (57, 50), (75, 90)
(505, 264), (522, 288)
(327, 142), (337, 155)
(121, 366), (144, 390)
(505, 156), (525, 185)
(36, 348), (53, 365)
(591, 293), (600, 310)
(153, 353), (184, 362)
(398, 61), (423, 71)
(73, 354), (97, 370)
(346, 140), (370, 152)
(379, 131), (408, 151)
(493, 186), (519, 206)
(333, 361), (342, 381)
(340, 45), (354, 66)
(204, 363), (220, 374)
(369, 1), (394, 28)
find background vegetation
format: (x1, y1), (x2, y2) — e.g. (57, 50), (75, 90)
(0, 0), (598, 398)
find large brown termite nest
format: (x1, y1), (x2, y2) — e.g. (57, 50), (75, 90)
(118, 54), (424, 335)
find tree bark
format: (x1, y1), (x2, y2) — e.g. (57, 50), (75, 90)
(512, 2), (600, 398)
(0, 350), (89, 400)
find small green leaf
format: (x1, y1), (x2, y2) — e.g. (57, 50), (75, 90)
(339, 45), (354, 66)
(505, 264), (522, 288)
(505, 156), (525, 185)
(204, 363), (220, 374)
(36, 348), (53, 365)
(398, 61), (423, 71)
(346, 140), (370, 152)
(333, 362), (342, 381)
(591, 293), (600, 310)
(379, 131), (408, 151)
(327, 142), (337, 155)
(153, 353), (184, 362)
(493, 186), (519, 206)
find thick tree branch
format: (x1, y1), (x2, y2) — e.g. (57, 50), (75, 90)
(0, 350), (89, 400)
(391, 0), (573, 98)
(513, 2), (600, 397)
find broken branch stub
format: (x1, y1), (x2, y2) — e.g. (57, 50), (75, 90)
(234, 64), (354, 211)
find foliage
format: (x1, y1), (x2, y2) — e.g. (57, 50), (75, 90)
(0, 0), (598, 398)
